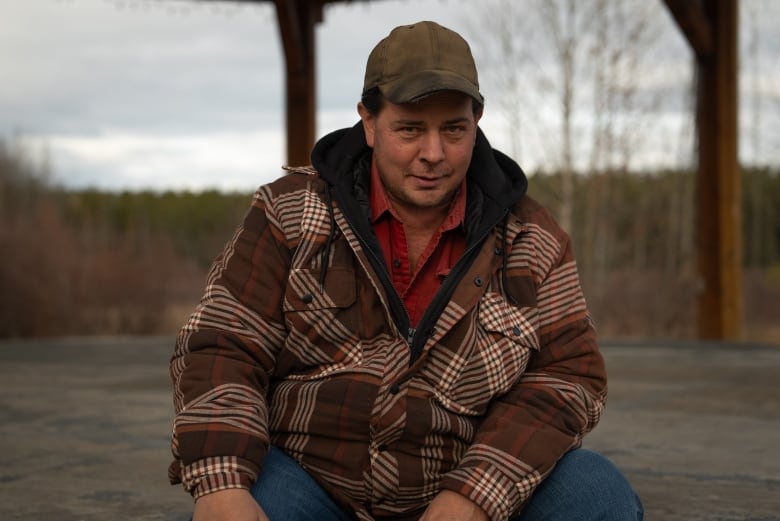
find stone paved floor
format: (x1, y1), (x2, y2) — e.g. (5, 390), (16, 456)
(1, 336), (778, 520)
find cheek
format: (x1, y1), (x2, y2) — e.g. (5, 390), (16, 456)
(377, 139), (416, 168)
(446, 145), (475, 170)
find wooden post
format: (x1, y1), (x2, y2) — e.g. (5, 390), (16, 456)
(274, 0), (323, 167)
(665, 0), (741, 339)
(695, 0), (741, 339)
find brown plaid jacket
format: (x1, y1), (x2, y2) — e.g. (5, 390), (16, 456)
(169, 126), (606, 521)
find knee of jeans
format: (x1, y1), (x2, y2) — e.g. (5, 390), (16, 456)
(562, 450), (643, 520)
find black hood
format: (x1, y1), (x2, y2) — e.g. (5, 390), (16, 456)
(310, 121), (528, 240)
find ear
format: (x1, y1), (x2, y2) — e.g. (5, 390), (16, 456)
(357, 102), (376, 148)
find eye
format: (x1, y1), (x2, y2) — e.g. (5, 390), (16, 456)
(443, 125), (467, 138)
(397, 126), (421, 137)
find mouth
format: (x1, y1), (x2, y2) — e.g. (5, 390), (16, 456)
(410, 175), (445, 188)
(410, 169), (449, 182)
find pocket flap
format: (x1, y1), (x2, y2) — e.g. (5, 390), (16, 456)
(285, 267), (356, 310)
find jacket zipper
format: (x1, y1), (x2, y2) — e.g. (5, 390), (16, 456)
(334, 198), (413, 348)
(406, 327), (416, 346)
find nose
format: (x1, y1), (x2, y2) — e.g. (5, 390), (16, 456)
(419, 130), (445, 165)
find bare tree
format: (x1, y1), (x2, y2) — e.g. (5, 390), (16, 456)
(466, 0), (663, 233)
(466, 0), (603, 233)
(581, 0), (662, 286)
(465, 0), (695, 336)
(463, 0), (545, 165)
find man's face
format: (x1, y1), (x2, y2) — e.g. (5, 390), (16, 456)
(359, 91), (482, 216)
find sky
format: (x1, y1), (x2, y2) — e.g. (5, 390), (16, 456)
(1, 0), (778, 192)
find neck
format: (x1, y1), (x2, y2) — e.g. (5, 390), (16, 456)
(389, 199), (450, 231)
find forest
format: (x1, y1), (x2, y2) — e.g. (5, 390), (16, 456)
(2, 139), (778, 342)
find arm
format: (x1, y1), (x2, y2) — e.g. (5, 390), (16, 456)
(439, 222), (606, 521)
(420, 490), (489, 521)
(169, 185), (292, 499)
(193, 489), (269, 521)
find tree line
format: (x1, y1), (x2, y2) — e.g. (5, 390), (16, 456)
(1, 140), (778, 341)
(0, 140), (247, 337)
(527, 167), (779, 341)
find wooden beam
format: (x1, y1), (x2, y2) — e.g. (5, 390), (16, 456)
(274, 0), (324, 166)
(664, 0), (713, 58)
(694, 0), (741, 339)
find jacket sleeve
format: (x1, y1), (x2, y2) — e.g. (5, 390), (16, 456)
(168, 185), (291, 499)
(439, 214), (607, 521)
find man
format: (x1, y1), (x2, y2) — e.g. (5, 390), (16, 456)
(169, 21), (642, 521)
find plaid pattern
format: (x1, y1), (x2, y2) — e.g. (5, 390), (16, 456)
(169, 169), (606, 521)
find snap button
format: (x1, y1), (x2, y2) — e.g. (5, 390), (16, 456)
(301, 293), (313, 304)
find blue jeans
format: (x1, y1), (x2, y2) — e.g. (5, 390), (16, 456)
(250, 446), (643, 521)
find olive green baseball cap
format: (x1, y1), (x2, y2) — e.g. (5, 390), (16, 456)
(363, 21), (484, 105)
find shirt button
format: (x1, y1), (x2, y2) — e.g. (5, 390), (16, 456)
(390, 383), (400, 394)
(301, 293), (313, 304)
(393, 258), (402, 268)
(378, 443), (389, 452)
(512, 326), (522, 336)
(474, 276), (483, 287)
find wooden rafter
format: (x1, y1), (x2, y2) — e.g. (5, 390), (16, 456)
(664, 0), (713, 58)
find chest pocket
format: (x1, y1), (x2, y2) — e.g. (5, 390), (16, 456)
(280, 266), (361, 376)
(425, 291), (540, 416)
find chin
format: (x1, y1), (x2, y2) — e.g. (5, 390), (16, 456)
(411, 195), (450, 209)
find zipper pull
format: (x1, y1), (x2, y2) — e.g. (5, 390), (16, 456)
(406, 327), (416, 346)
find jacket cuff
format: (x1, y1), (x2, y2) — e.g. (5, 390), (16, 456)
(439, 454), (543, 521)
(180, 456), (259, 499)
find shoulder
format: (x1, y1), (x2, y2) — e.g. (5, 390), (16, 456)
(507, 195), (575, 271)
(262, 165), (324, 195)
(243, 167), (327, 237)
(250, 166), (328, 209)
(511, 195), (562, 234)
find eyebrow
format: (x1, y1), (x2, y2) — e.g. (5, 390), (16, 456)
(442, 117), (470, 125)
(391, 117), (470, 126)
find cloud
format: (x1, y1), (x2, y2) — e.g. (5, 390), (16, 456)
(36, 130), (285, 192)
(1, 0), (283, 136)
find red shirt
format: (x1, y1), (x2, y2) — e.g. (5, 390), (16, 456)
(369, 163), (467, 326)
